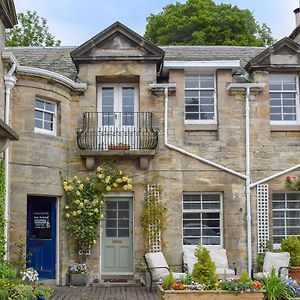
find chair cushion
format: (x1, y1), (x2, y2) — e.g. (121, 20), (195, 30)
(209, 248), (229, 269)
(263, 252), (290, 276)
(253, 272), (267, 280)
(183, 248), (197, 275)
(216, 267), (235, 276)
(145, 252), (169, 281)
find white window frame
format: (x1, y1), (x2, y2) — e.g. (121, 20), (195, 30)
(184, 73), (217, 125)
(182, 192), (223, 249)
(34, 98), (57, 135)
(269, 74), (300, 125)
(272, 192), (300, 248)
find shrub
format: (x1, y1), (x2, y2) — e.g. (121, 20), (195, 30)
(281, 235), (300, 266)
(191, 246), (218, 289)
(34, 284), (53, 300)
(162, 272), (175, 290)
(263, 268), (293, 300)
(239, 270), (251, 284)
(0, 262), (16, 279)
(8, 283), (35, 300)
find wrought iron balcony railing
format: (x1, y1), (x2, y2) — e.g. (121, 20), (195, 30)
(76, 112), (158, 151)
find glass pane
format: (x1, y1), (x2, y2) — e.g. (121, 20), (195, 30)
(273, 218), (285, 226)
(44, 121), (53, 131)
(202, 202), (220, 209)
(106, 229), (117, 237)
(272, 193), (285, 201)
(273, 227), (285, 235)
(202, 213), (220, 219)
(107, 202), (117, 209)
(35, 100), (44, 109)
(283, 114), (296, 121)
(183, 237), (200, 245)
(287, 201), (300, 209)
(272, 202), (285, 209)
(118, 220), (129, 228)
(118, 202), (129, 209)
(185, 77), (199, 89)
(185, 90), (199, 98)
(183, 213), (201, 219)
(118, 211), (129, 219)
(185, 113), (199, 120)
(200, 113), (214, 120)
(185, 106), (199, 112)
(287, 193), (300, 201)
(183, 220), (201, 227)
(35, 119), (43, 129)
(202, 219), (220, 227)
(184, 228), (200, 236)
(35, 111), (43, 119)
(200, 76), (214, 88)
(45, 102), (55, 112)
(183, 195), (201, 202)
(287, 219), (300, 226)
(202, 228), (220, 236)
(273, 211), (284, 218)
(106, 210), (117, 218)
(287, 228), (300, 235)
(200, 105), (214, 113)
(44, 112), (53, 122)
(122, 114), (134, 126)
(270, 114), (282, 121)
(118, 229), (129, 237)
(183, 203), (201, 210)
(287, 211), (300, 218)
(185, 97), (199, 105)
(200, 90), (214, 97)
(106, 220), (117, 228)
(202, 237), (220, 245)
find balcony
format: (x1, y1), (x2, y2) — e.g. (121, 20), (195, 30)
(76, 112), (158, 170)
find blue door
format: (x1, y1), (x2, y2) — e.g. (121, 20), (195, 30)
(27, 196), (56, 279)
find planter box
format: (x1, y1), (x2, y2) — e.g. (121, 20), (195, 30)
(157, 285), (264, 300)
(68, 273), (88, 286)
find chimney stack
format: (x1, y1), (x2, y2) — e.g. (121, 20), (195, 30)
(294, 6), (300, 27)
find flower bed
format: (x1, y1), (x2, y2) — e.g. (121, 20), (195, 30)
(157, 285), (264, 300)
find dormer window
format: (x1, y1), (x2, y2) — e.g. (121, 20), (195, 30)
(269, 75), (299, 125)
(184, 74), (216, 124)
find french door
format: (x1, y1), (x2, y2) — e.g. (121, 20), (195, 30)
(97, 84), (139, 149)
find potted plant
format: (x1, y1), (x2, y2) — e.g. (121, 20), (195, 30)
(34, 284), (53, 300)
(67, 263), (88, 286)
(281, 235), (300, 282)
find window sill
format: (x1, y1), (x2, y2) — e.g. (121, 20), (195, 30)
(185, 124), (218, 131)
(270, 125), (300, 132)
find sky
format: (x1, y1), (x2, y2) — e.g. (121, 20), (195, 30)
(12, 0), (300, 46)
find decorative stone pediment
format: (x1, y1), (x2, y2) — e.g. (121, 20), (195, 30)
(245, 37), (300, 73)
(71, 22), (164, 66)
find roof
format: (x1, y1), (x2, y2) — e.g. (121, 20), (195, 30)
(161, 46), (265, 67)
(6, 46), (77, 80)
(0, 0), (17, 28)
(6, 45), (265, 80)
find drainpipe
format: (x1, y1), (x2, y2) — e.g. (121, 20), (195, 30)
(3, 64), (17, 260)
(245, 87), (252, 276)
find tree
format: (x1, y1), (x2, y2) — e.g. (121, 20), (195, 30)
(6, 11), (61, 47)
(144, 0), (274, 46)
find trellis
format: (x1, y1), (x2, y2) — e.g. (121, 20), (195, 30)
(147, 185), (162, 253)
(257, 184), (269, 253)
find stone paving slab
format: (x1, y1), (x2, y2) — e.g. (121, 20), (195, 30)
(51, 286), (158, 300)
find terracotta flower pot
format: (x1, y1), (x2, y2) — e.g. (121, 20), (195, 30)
(289, 266), (300, 282)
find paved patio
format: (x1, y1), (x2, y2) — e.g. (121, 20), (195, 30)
(51, 285), (158, 300)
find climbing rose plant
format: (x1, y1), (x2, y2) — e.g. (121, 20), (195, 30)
(286, 176), (300, 191)
(63, 163), (132, 255)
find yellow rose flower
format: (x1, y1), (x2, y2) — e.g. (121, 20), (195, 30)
(127, 178), (132, 184)
(84, 199), (88, 203)
(80, 202), (84, 207)
(96, 166), (102, 172)
(119, 170), (123, 175)
(116, 178), (123, 183)
(77, 180), (81, 184)
(100, 214), (104, 219)
(73, 176), (78, 180)
(77, 210), (81, 214)
(65, 213), (70, 218)
(98, 174), (104, 179)
(65, 205), (69, 209)
(63, 181), (68, 186)
(113, 183), (118, 187)
(76, 191), (81, 196)
(89, 212), (93, 216)
(79, 184), (84, 190)
(122, 176), (128, 182)
(127, 184), (133, 190)
(85, 177), (90, 182)
(123, 185), (128, 190)
(94, 208), (99, 213)
(93, 240), (97, 244)
(72, 211), (77, 216)
(106, 186), (112, 191)
(75, 199), (80, 205)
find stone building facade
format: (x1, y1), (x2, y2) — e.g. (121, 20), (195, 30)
(2, 12), (300, 285)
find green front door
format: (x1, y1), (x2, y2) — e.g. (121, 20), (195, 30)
(102, 197), (133, 274)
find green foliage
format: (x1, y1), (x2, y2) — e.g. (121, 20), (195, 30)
(34, 284), (53, 300)
(191, 246), (218, 289)
(239, 270), (251, 284)
(8, 283), (35, 300)
(144, 0), (274, 46)
(263, 268), (293, 300)
(63, 163), (132, 256)
(285, 176), (300, 190)
(140, 186), (167, 251)
(257, 241), (271, 272)
(9, 237), (27, 277)
(162, 271), (175, 290)
(6, 11), (61, 46)
(181, 273), (192, 285)
(0, 262), (16, 279)
(0, 160), (5, 261)
(281, 235), (300, 266)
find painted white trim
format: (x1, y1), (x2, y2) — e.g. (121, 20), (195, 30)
(164, 60), (240, 70)
(2, 52), (87, 92)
